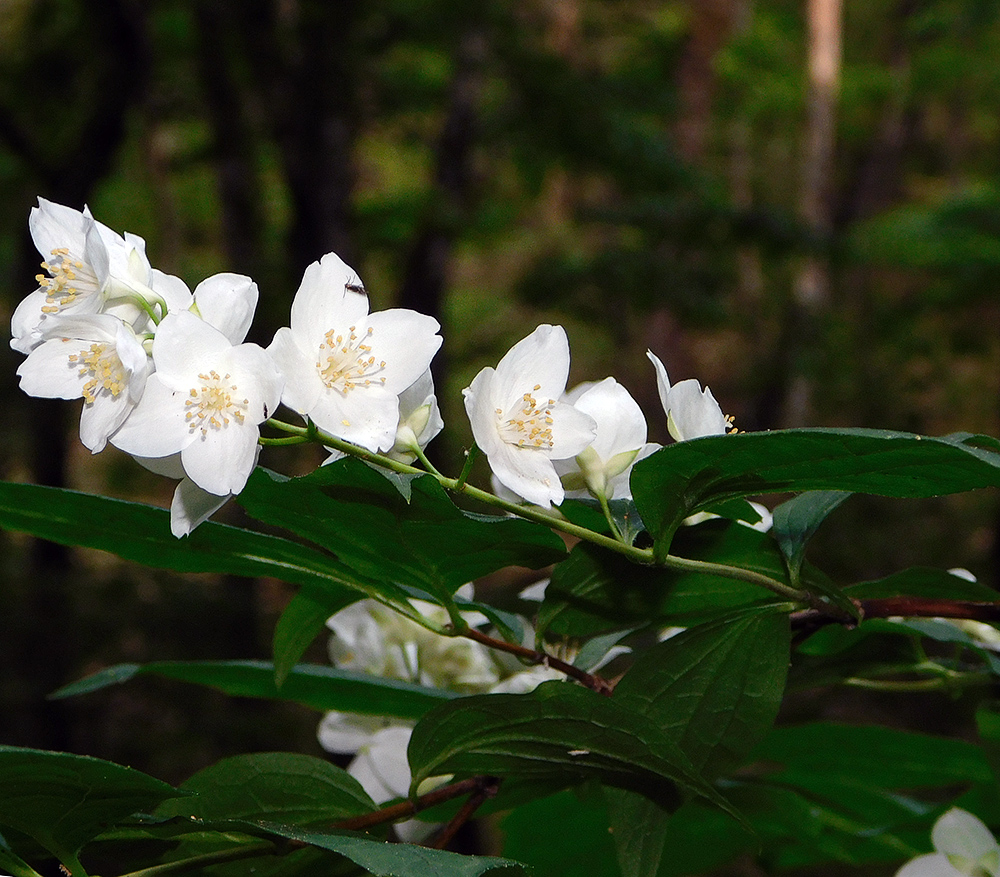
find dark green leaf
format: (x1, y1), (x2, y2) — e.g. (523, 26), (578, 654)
(845, 567), (1000, 601)
(631, 429), (1000, 551)
(407, 681), (735, 817)
(157, 753), (375, 826)
(258, 824), (528, 876)
(273, 590), (357, 687)
(603, 788), (667, 877)
(0, 746), (182, 868)
(614, 605), (790, 779)
(501, 788), (621, 877)
(52, 660), (457, 720)
(539, 522), (804, 637)
(752, 722), (993, 788)
(772, 490), (851, 581)
(0, 480), (374, 604)
(238, 461), (565, 604)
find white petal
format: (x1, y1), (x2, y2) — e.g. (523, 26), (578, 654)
(317, 712), (392, 754)
(29, 199), (89, 258)
(79, 393), (131, 453)
(571, 377), (647, 460)
(647, 349), (673, 414)
(492, 325), (570, 410)
(348, 725), (414, 803)
(133, 453), (186, 479)
(149, 270), (194, 314)
(546, 401), (597, 460)
(170, 477), (232, 537)
(151, 311), (233, 384)
(111, 377), (194, 457)
(11, 290), (51, 353)
(666, 380), (728, 441)
(463, 367), (506, 458)
(932, 809), (999, 866)
(309, 383), (399, 452)
(268, 326), (324, 416)
(17, 338), (90, 400)
(895, 853), (963, 877)
(489, 440), (564, 508)
(193, 273), (259, 344)
(221, 343), (283, 423)
(180, 420), (260, 495)
(363, 309), (442, 394)
(290, 253), (369, 351)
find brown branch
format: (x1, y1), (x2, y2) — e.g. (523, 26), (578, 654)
(792, 597), (1000, 630)
(333, 776), (492, 832)
(428, 776), (500, 850)
(460, 627), (614, 696)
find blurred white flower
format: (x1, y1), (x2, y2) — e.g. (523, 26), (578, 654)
(268, 252), (441, 452)
(647, 349), (730, 441)
(896, 808), (1000, 877)
(463, 325), (596, 508)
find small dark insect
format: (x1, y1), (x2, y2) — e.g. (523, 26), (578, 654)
(345, 281), (366, 295)
(263, 404), (269, 419)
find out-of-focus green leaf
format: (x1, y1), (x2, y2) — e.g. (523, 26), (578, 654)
(845, 567), (1000, 601)
(51, 660), (457, 719)
(603, 788), (667, 877)
(0, 746), (182, 871)
(501, 788), (621, 877)
(631, 429), (1000, 551)
(753, 722), (993, 789)
(238, 461), (566, 604)
(157, 753), (375, 825)
(407, 681), (735, 817)
(615, 605), (790, 780)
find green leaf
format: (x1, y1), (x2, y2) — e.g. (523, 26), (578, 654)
(258, 824), (528, 876)
(631, 429), (1000, 551)
(52, 660), (457, 720)
(614, 605), (790, 780)
(273, 590), (356, 687)
(0, 746), (182, 869)
(752, 722), (994, 789)
(501, 788), (621, 877)
(0, 843), (43, 877)
(845, 567), (1000, 601)
(772, 490), (851, 582)
(603, 788), (667, 877)
(539, 522), (805, 637)
(157, 752), (376, 826)
(238, 461), (566, 604)
(0, 480), (374, 604)
(407, 681), (735, 817)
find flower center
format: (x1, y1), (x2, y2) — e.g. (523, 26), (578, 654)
(184, 371), (248, 435)
(37, 248), (100, 314)
(316, 325), (387, 394)
(498, 384), (556, 449)
(69, 342), (126, 404)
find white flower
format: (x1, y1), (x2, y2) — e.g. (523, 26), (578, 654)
(897, 808), (1000, 876)
(647, 349), (730, 441)
(463, 325), (597, 508)
(111, 310), (282, 497)
(268, 253), (442, 452)
(188, 273), (259, 344)
(16, 313), (149, 453)
(12, 199), (161, 353)
(555, 377), (659, 501)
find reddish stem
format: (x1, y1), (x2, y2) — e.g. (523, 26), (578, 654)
(460, 627), (614, 696)
(334, 776), (485, 832)
(428, 776), (500, 850)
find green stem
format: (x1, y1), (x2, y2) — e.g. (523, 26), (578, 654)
(454, 444), (480, 490)
(258, 434), (311, 446)
(596, 490), (625, 543)
(412, 443), (445, 478)
(262, 419), (810, 605)
(115, 839), (277, 877)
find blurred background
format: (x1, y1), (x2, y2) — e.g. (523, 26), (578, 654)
(1, 0), (999, 825)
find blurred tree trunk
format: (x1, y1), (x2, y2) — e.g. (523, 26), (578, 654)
(194, 1), (266, 283)
(0, 0), (149, 751)
(780, 0), (842, 427)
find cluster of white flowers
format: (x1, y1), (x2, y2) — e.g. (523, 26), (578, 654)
(11, 198), (734, 536)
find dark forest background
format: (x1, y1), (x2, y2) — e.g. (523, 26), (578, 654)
(2, 0), (1000, 859)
